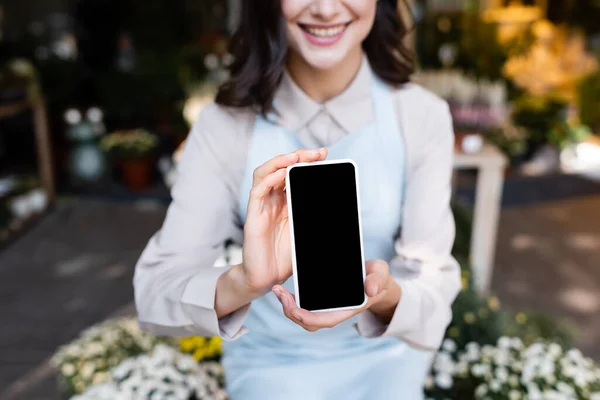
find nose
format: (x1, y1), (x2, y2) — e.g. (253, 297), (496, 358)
(309, 0), (341, 21)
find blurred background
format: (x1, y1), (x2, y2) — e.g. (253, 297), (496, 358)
(0, 0), (600, 399)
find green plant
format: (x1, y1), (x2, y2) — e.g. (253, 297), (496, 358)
(511, 95), (568, 147)
(99, 129), (159, 159)
(548, 121), (592, 150)
(578, 71), (600, 133)
(485, 125), (529, 161)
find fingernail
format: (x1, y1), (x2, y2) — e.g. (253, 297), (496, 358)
(373, 284), (379, 294)
(272, 286), (281, 296)
(292, 310), (303, 322)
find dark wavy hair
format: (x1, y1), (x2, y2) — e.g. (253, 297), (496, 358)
(215, 0), (414, 114)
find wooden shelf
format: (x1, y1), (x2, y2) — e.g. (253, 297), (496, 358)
(0, 83), (55, 205)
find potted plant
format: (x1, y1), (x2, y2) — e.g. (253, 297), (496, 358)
(100, 129), (158, 191)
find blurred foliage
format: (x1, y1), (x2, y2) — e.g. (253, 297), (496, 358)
(548, 121), (592, 149)
(578, 71), (600, 133)
(449, 203), (576, 352)
(511, 94), (569, 147)
(484, 125), (529, 162)
(417, 13), (508, 82)
(503, 310), (578, 349)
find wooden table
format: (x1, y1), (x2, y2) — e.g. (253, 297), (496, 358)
(0, 86), (55, 202)
(453, 144), (508, 293)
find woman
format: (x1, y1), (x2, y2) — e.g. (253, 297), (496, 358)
(134, 0), (461, 398)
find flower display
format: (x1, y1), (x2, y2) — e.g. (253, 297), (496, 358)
(426, 337), (600, 400)
(69, 344), (227, 400)
(99, 129), (158, 159)
(51, 318), (177, 396)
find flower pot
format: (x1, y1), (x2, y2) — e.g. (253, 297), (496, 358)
(120, 158), (153, 191)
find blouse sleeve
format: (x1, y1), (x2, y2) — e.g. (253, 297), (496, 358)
(133, 104), (251, 339)
(356, 98), (462, 351)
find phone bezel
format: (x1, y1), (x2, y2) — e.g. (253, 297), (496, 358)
(285, 158), (368, 313)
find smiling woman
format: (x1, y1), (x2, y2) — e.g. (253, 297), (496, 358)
(216, 0), (413, 113)
(134, 0), (461, 399)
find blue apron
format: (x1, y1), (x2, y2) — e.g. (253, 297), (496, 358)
(222, 75), (433, 399)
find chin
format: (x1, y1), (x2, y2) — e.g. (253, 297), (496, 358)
(298, 49), (350, 72)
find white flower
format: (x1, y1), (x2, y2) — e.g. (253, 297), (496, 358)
(511, 338), (523, 349)
(489, 379), (502, 392)
(556, 382), (575, 395)
(80, 362), (96, 380)
(28, 190), (48, 212)
(567, 348), (583, 362)
(539, 358), (555, 378)
(509, 374), (520, 387)
(434, 372), (453, 389)
(221, 53), (235, 66)
(433, 352), (454, 374)
(65, 109), (82, 125)
(525, 343), (545, 357)
(495, 367), (509, 383)
(509, 390), (521, 400)
(548, 343), (563, 359)
(466, 342), (481, 362)
(442, 339), (457, 353)
(204, 54), (220, 70)
(493, 349), (511, 366)
(86, 107), (104, 123)
(61, 363), (75, 376)
(472, 363), (490, 377)
(498, 337), (512, 349)
(527, 383), (542, 400)
(475, 383), (488, 397)
(590, 393), (600, 400)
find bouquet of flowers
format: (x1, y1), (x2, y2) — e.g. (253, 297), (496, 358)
(70, 344), (227, 400)
(426, 337), (600, 400)
(99, 129), (158, 159)
(51, 317), (177, 395)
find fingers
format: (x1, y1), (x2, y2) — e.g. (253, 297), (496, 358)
(249, 168), (287, 200)
(252, 153), (299, 186)
(252, 148), (328, 188)
(272, 285), (358, 332)
(364, 260), (390, 298)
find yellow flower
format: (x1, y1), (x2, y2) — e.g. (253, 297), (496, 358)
(461, 276), (469, 290)
(179, 337), (195, 353)
(193, 336), (207, 347)
(516, 312), (528, 324)
(464, 312), (476, 324)
(193, 347), (207, 361)
(206, 337), (222, 358)
(448, 327), (460, 338)
(487, 296), (501, 311)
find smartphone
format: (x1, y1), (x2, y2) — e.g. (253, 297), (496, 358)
(285, 159), (367, 312)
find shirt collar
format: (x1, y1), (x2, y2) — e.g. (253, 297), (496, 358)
(274, 54), (375, 133)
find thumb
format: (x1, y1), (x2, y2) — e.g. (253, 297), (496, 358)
(364, 260), (390, 298)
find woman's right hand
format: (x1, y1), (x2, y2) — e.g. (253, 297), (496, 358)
(240, 148), (328, 294)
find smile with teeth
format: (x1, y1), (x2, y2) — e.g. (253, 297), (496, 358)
(301, 23), (349, 38)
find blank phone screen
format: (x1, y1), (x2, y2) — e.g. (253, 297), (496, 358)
(288, 162), (365, 311)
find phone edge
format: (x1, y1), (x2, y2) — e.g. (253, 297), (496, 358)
(286, 159), (368, 312)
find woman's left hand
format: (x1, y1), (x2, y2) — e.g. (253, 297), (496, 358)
(272, 260), (401, 332)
